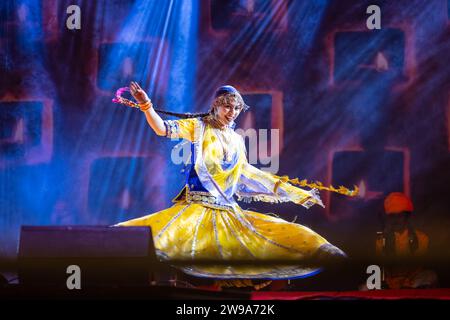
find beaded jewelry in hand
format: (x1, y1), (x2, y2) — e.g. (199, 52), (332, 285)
(112, 87), (153, 112)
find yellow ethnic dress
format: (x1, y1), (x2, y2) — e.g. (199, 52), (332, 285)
(116, 117), (345, 281)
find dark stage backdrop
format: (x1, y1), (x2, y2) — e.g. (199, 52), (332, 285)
(0, 0), (449, 286)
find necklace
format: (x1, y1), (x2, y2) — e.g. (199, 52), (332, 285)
(214, 129), (233, 162)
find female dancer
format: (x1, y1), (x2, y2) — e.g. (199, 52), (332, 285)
(115, 82), (349, 289)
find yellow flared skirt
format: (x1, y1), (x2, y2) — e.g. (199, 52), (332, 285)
(116, 202), (341, 280)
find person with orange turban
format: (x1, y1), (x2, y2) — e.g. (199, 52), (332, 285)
(375, 192), (437, 289)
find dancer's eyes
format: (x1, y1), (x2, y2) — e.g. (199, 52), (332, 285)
(224, 105), (242, 112)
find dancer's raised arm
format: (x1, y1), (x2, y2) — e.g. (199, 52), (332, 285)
(129, 81), (166, 136)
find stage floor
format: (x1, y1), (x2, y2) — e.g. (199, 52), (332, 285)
(2, 284), (450, 300)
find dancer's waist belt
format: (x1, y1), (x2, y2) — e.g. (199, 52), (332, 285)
(173, 186), (234, 211)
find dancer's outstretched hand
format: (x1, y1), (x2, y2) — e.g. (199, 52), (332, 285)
(129, 81), (149, 104)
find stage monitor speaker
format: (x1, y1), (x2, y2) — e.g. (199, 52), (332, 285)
(18, 226), (158, 287)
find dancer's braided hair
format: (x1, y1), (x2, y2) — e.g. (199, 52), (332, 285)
(153, 109), (211, 119)
(155, 92), (248, 119)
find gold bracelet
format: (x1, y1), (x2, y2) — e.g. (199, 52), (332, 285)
(138, 100), (152, 112)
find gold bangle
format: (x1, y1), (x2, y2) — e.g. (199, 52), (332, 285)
(139, 100), (152, 112)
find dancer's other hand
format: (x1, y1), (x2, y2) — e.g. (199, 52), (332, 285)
(130, 81), (149, 104)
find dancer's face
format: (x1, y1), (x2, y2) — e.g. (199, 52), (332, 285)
(215, 98), (243, 125)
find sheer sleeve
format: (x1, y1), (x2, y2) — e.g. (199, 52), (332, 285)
(235, 138), (324, 209)
(163, 118), (198, 141)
